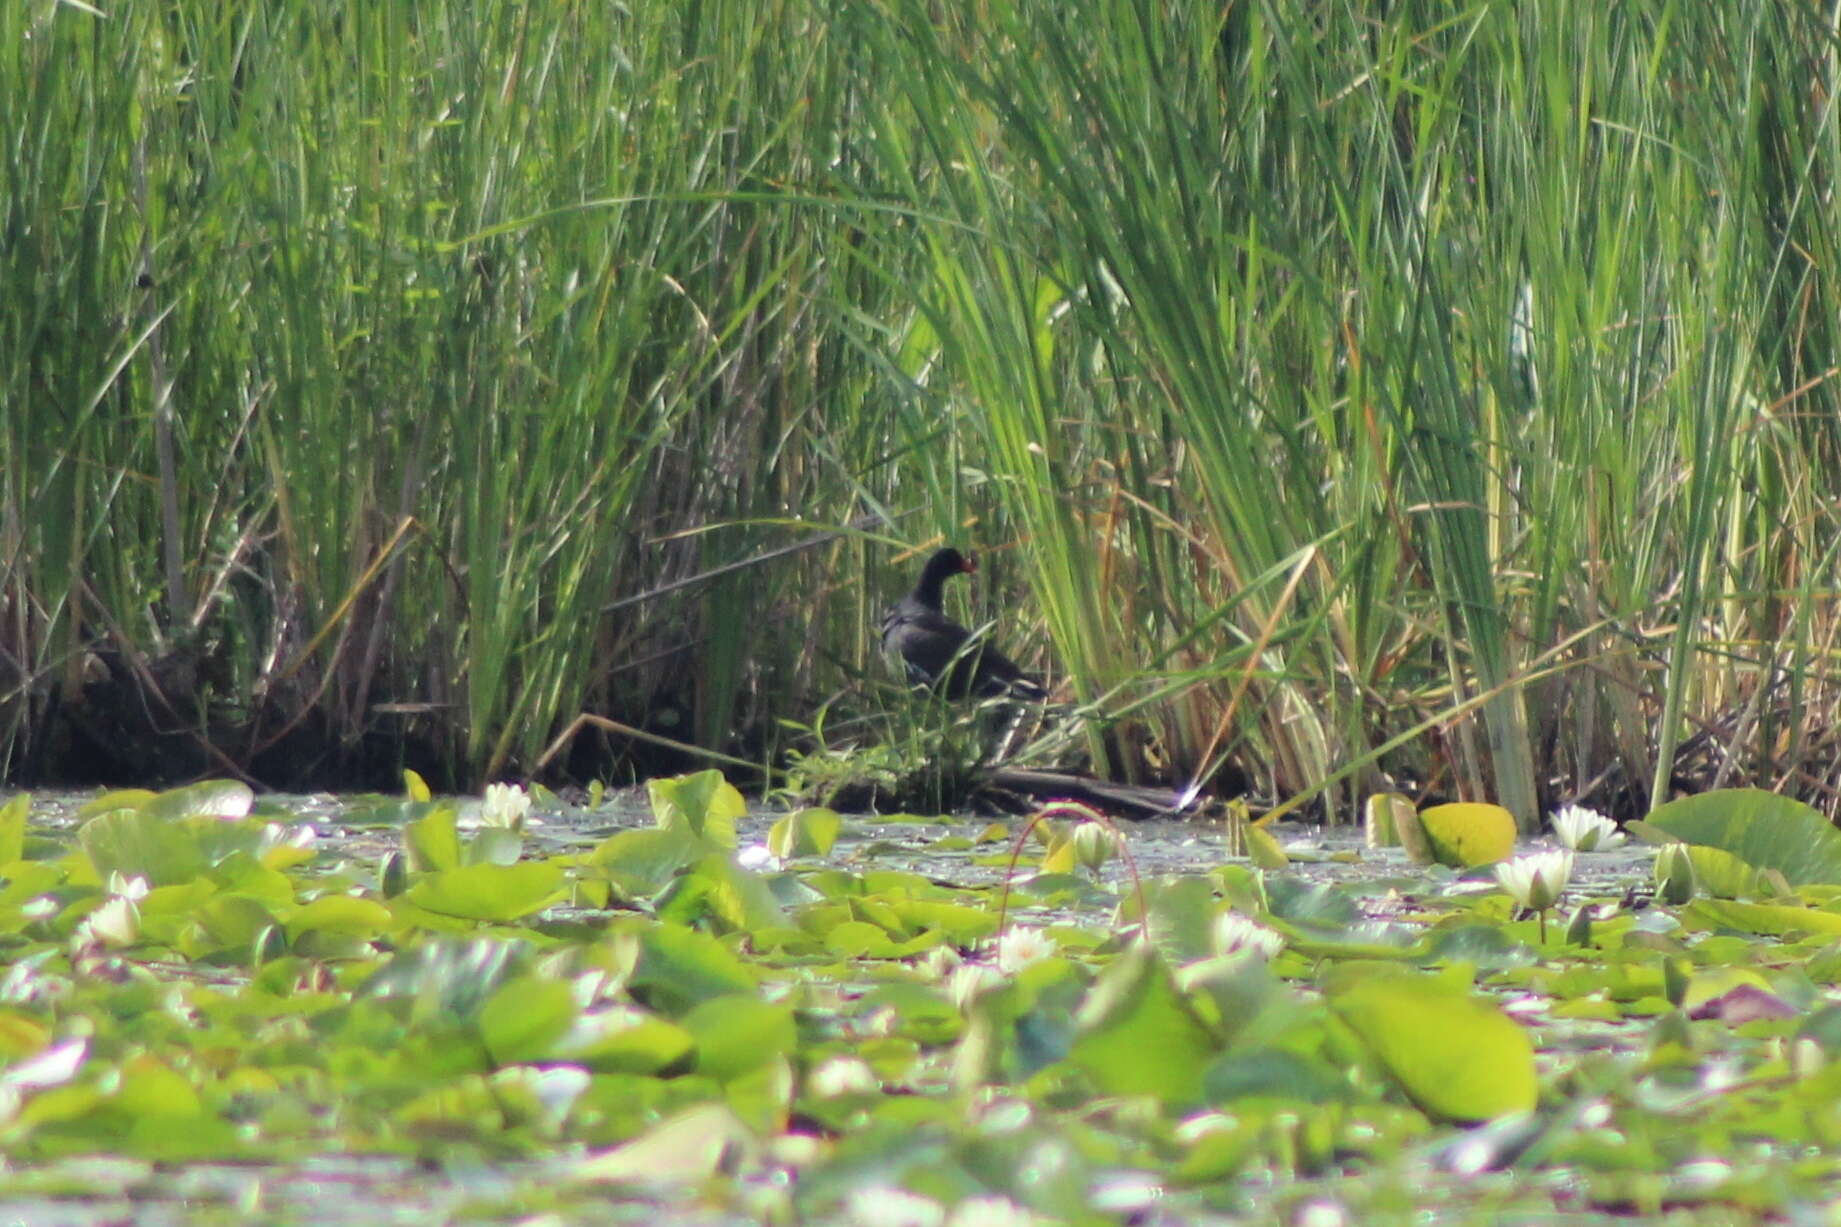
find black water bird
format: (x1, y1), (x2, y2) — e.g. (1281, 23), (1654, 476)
(880, 548), (1047, 701)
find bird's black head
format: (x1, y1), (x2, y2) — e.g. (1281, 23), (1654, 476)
(926, 547), (976, 580)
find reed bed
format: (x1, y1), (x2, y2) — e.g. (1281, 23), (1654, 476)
(5, 0), (1841, 825)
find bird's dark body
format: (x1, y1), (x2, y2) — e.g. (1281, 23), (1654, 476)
(880, 548), (1046, 701)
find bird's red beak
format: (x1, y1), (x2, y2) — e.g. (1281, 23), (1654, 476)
(962, 556), (978, 574)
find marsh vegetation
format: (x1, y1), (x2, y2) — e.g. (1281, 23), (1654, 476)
(6, 2), (1841, 829)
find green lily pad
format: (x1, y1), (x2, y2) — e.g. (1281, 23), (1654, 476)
(0, 793), (26, 865)
(479, 974), (578, 1065)
(404, 803), (463, 872)
(1645, 789), (1841, 885)
(573, 1104), (761, 1184)
(79, 811), (209, 886)
(1684, 897), (1841, 938)
(141, 780), (255, 823)
(1326, 964), (1537, 1121)
(767, 807), (841, 858)
(1067, 941), (1217, 1107)
(1417, 803), (1518, 869)
(404, 862), (565, 922)
(648, 770), (746, 849)
(682, 995), (796, 1081)
(285, 894), (395, 942)
(655, 854), (787, 934)
(616, 921), (759, 1014)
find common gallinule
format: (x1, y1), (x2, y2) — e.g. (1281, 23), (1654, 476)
(881, 548), (1047, 700)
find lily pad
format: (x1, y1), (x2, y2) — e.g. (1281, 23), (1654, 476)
(140, 780), (255, 823)
(767, 807), (842, 858)
(1645, 789), (1841, 886)
(404, 862), (566, 922)
(0, 793), (26, 865)
(1067, 941), (1217, 1107)
(1326, 964), (1537, 1121)
(648, 770), (746, 849)
(1416, 803), (1517, 868)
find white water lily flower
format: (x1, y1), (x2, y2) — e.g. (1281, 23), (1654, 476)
(808, 1055), (879, 1098)
(104, 873), (150, 902)
(1550, 804), (1624, 851)
(1494, 849), (1574, 911)
(947, 1196), (1036, 1227)
(735, 843), (776, 871)
(1293, 1200), (1350, 1227)
(1212, 911), (1286, 961)
(480, 782), (534, 830)
(80, 895), (141, 949)
(949, 963), (1003, 1012)
(920, 944), (962, 982)
(995, 926), (1058, 975)
(845, 1186), (945, 1227)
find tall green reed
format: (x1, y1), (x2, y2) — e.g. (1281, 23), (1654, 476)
(6, 0), (1841, 820)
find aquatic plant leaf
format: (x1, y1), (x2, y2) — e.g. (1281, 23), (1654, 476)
(1204, 1045), (1349, 1104)
(616, 922), (760, 1014)
(1649, 788), (1841, 884)
(648, 770), (746, 849)
(403, 770), (432, 802)
(1265, 878), (1359, 929)
(884, 899), (998, 945)
(285, 894), (395, 942)
(1068, 941), (1217, 1107)
(1130, 874), (1217, 965)
(141, 780), (255, 823)
(1417, 803), (1517, 868)
(1646, 789), (1841, 885)
(192, 894), (275, 953)
(682, 995), (796, 1081)
(561, 1012), (694, 1075)
(1247, 826), (1290, 869)
(467, 827), (525, 867)
(362, 932), (530, 1016)
(1684, 898), (1841, 938)
(79, 811), (208, 886)
(0, 793), (26, 866)
(1364, 792), (1414, 848)
(574, 1104), (760, 1184)
(404, 862), (565, 922)
(767, 807), (841, 858)
(480, 975), (578, 1065)
(1678, 844), (1763, 900)
(78, 790), (158, 819)
(590, 825), (703, 900)
(656, 854), (786, 933)
(1326, 964), (1537, 1121)
(404, 803), (463, 872)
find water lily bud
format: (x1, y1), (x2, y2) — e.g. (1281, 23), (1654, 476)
(1655, 844), (1697, 906)
(1564, 902), (1593, 947)
(379, 850), (408, 898)
(1070, 821), (1116, 872)
(252, 923), (289, 966)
